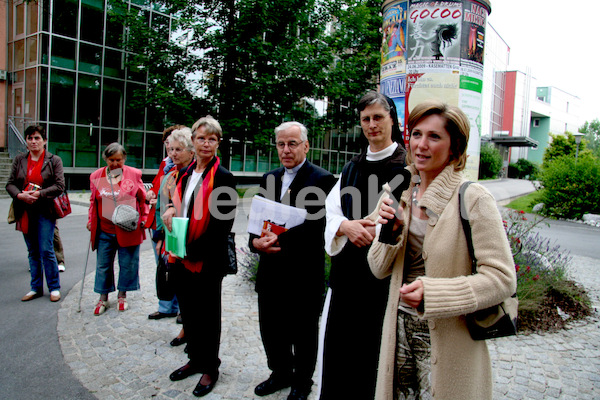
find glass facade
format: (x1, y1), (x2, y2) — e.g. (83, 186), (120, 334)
(7, 0), (169, 175)
(6, 0), (362, 185)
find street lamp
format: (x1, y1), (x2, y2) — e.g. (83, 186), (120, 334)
(573, 132), (585, 160)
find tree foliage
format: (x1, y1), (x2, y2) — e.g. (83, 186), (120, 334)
(579, 119), (600, 158)
(542, 132), (587, 167)
(111, 0), (383, 152)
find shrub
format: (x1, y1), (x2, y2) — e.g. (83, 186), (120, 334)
(503, 209), (592, 332)
(508, 159), (539, 179)
(479, 143), (503, 179)
(540, 155), (600, 219)
(238, 247), (259, 282)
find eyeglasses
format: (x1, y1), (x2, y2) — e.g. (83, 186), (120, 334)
(276, 140), (304, 150)
(196, 137), (219, 145)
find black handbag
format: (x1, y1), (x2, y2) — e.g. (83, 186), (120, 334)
(460, 182), (518, 340)
(225, 232), (238, 275)
(156, 255), (175, 301)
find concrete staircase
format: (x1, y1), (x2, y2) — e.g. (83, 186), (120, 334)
(0, 149), (12, 199)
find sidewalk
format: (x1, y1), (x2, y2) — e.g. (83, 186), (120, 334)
(58, 250), (600, 400)
(54, 181), (600, 399)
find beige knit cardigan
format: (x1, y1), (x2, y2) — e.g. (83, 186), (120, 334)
(367, 165), (516, 400)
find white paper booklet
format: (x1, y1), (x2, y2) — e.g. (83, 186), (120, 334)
(247, 195), (307, 236)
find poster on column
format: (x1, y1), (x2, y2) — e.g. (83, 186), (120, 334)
(459, 0), (489, 180)
(405, 1), (463, 122)
(380, 0), (409, 135)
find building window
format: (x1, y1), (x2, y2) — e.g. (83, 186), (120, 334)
(52, 0), (79, 38)
(49, 69), (75, 123)
(533, 119), (540, 128)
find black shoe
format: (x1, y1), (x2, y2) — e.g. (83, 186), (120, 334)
(193, 373), (218, 397)
(176, 314), (183, 324)
(170, 336), (187, 347)
(169, 363), (201, 381)
(288, 387), (310, 400)
(255, 375), (292, 396)
(148, 311), (178, 320)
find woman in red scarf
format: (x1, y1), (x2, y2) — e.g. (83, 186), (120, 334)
(161, 116), (237, 398)
(6, 125), (65, 302)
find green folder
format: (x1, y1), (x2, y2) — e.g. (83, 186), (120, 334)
(165, 217), (189, 258)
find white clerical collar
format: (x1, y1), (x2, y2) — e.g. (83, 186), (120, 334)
(285, 159), (306, 174)
(366, 142), (398, 161)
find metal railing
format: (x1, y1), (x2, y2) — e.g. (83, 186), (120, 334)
(7, 119), (28, 159)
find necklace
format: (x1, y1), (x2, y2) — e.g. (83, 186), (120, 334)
(107, 167), (122, 179)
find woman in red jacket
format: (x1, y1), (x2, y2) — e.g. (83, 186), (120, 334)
(6, 125), (65, 302)
(86, 143), (148, 315)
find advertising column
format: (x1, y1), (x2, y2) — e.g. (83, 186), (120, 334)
(381, 0), (491, 180)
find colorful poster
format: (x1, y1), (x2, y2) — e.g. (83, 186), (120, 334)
(381, 0), (408, 78)
(381, 0), (409, 137)
(407, 1), (462, 68)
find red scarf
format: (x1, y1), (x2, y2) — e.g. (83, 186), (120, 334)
(172, 157), (220, 273)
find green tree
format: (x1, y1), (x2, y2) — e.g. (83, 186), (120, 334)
(111, 0), (383, 160)
(579, 119), (600, 158)
(542, 132), (587, 167)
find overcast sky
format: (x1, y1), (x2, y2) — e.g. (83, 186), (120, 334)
(487, 0), (599, 123)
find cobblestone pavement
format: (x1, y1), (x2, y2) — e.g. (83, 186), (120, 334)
(58, 245), (600, 399)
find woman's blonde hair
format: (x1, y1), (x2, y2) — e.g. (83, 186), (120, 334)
(406, 99), (470, 171)
(191, 116), (222, 140)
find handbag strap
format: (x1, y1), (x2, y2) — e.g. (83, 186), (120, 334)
(458, 181), (477, 274)
(107, 168), (118, 207)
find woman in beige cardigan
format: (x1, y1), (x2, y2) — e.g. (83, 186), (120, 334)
(367, 100), (516, 400)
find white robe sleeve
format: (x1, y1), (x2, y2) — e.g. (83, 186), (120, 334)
(325, 177), (348, 256)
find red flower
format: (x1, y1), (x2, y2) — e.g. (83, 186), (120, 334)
(533, 274), (540, 281)
(526, 266), (531, 272)
(515, 265), (520, 272)
(519, 210), (525, 214)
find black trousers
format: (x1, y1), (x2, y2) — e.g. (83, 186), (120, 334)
(258, 288), (321, 389)
(173, 260), (223, 376)
(320, 286), (388, 400)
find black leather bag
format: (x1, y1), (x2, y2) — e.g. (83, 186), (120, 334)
(460, 182), (518, 340)
(225, 232), (238, 275)
(156, 255), (175, 301)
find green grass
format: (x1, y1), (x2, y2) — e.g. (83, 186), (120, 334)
(505, 189), (545, 213)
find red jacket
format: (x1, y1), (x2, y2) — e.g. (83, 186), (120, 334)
(88, 165), (148, 250)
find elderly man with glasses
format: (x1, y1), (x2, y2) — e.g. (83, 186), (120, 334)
(249, 121), (336, 400)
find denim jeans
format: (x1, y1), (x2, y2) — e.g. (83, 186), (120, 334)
(94, 231), (140, 294)
(158, 297), (179, 314)
(23, 213), (60, 293)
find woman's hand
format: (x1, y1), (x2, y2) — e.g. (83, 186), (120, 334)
(338, 219), (376, 247)
(155, 240), (163, 255)
(400, 280), (424, 309)
(17, 190), (39, 204)
(161, 207), (176, 232)
(378, 197), (404, 231)
(252, 230), (281, 254)
(86, 222), (91, 231)
(146, 191), (156, 202)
